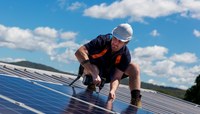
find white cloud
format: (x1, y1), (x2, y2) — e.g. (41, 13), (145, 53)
(60, 31), (78, 40)
(180, 0), (200, 19)
(84, 0), (200, 22)
(67, 2), (86, 11)
(193, 29), (200, 37)
(132, 45), (168, 61)
(152, 60), (175, 76)
(169, 77), (179, 83)
(34, 27), (58, 39)
(148, 79), (156, 85)
(148, 79), (166, 86)
(57, 0), (86, 11)
(169, 77), (194, 85)
(150, 29), (160, 37)
(169, 52), (198, 63)
(0, 24), (79, 64)
(178, 85), (188, 90)
(132, 45), (169, 77)
(0, 57), (26, 62)
(57, 0), (67, 9)
(188, 65), (200, 78)
(131, 45), (199, 88)
(54, 48), (77, 63)
(0, 25), (39, 51)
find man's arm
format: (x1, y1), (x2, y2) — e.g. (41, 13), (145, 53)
(75, 45), (101, 86)
(109, 68), (124, 100)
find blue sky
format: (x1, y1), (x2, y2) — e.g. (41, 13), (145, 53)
(0, 0), (200, 90)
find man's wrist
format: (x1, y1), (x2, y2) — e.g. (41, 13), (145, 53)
(81, 59), (90, 65)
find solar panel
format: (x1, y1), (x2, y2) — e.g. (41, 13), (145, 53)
(0, 74), (152, 114)
(1, 63), (200, 114)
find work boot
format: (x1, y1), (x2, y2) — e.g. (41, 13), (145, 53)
(130, 95), (142, 108)
(86, 84), (96, 91)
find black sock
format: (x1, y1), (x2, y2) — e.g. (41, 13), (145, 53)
(131, 89), (141, 99)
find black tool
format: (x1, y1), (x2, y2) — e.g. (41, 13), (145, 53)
(69, 74), (82, 86)
(69, 65), (106, 93)
(69, 65), (84, 86)
(82, 75), (106, 92)
(99, 77), (106, 91)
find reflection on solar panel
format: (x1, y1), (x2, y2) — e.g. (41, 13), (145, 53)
(0, 74), (151, 114)
(0, 96), (36, 114)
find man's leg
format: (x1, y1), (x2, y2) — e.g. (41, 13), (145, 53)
(124, 62), (142, 107)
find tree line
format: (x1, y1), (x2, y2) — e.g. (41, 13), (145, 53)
(184, 74), (200, 105)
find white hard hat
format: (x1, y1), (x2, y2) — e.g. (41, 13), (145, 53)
(112, 23), (133, 42)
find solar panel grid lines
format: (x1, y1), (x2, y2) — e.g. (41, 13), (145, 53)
(0, 68), (8, 74)
(0, 75), (124, 113)
(120, 87), (184, 114)
(142, 91), (200, 114)
(64, 77), (189, 114)
(13, 68), (50, 82)
(1, 68), (49, 85)
(157, 91), (199, 108)
(0, 75), (79, 113)
(1, 63), (200, 114)
(0, 94), (44, 114)
(56, 80), (152, 114)
(43, 73), (72, 84)
(0, 98), (27, 114)
(3, 66), (72, 87)
(1, 76), (67, 113)
(0, 62), (71, 79)
(142, 100), (176, 114)
(0, 67), (16, 76)
(24, 70), (62, 84)
(113, 86), (180, 114)
(34, 71), (73, 85)
(117, 90), (173, 114)
(31, 80), (119, 114)
(0, 99), (35, 114)
(149, 92), (200, 114)
(0, 66), (39, 80)
(143, 96), (180, 113)
(35, 80), (150, 114)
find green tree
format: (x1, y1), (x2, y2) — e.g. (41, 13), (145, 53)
(184, 74), (200, 105)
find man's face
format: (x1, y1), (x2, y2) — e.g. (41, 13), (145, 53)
(111, 37), (126, 52)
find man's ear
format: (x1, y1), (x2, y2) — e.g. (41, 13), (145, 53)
(125, 41), (129, 44)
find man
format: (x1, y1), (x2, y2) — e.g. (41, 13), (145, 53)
(75, 23), (142, 107)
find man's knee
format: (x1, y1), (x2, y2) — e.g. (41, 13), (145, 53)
(125, 62), (140, 76)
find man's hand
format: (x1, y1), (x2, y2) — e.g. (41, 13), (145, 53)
(108, 90), (116, 100)
(106, 98), (114, 110)
(92, 75), (101, 86)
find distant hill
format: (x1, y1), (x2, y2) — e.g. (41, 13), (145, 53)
(4, 60), (186, 99)
(7, 61), (74, 75)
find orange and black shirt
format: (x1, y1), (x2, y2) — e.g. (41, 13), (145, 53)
(84, 34), (131, 77)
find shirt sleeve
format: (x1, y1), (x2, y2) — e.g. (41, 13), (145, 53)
(84, 34), (109, 54)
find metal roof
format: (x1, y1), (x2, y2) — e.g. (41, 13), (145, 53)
(0, 62), (199, 114)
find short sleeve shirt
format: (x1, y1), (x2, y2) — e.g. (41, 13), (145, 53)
(84, 34), (131, 73)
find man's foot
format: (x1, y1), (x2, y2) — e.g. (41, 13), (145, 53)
(130, 95), (142, 108)
(86, 84), (96, 91)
